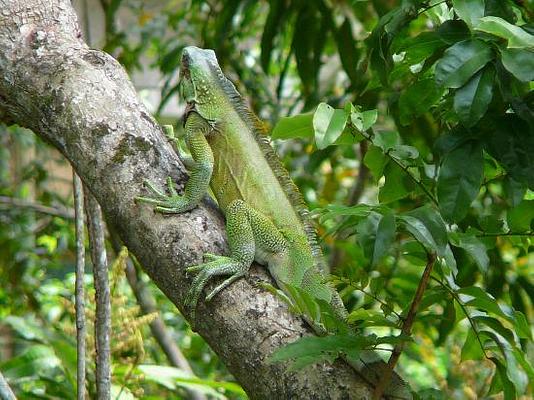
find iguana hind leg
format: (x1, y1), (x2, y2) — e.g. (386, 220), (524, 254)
(185, 199), (288, 318)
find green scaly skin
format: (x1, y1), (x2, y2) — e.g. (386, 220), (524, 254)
(137, 46), (347, 330)
(137, 46), (413, 399)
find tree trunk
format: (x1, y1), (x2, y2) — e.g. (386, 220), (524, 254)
(0, 1), (402, 398)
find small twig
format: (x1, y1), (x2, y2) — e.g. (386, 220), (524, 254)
(73, 172), (86, 400)
(418, 0), (448, 15)
(84, 190), (111, 400)
(0, 195), (74, 219)
(373, 252), (436, 400)
(0, 370), (16, 400)
(343, 280), (402, 320)
(476, 231), (533, 237)
(360, 128), (439, 206)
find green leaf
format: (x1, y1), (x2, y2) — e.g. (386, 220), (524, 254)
(317, 203), (378, 223)
(453, 65), (494, 127)
(503, 176), (527, 207)
(335, 18), (360, 85)
(461, 328), (484, 361)
(347, 309), (398, 328)
(475, 16), (534, 49)
(399, 78), (444, 126)
(393, 31), (447, 65)
(437, 141), (484, 222)
(449, 232), (489, 272)
(138, 365), (245, 397)
(271, 112), (314, 139)
(453, 0), (484, 27)
(269, 334), (372, 369)
(513, 311), (532, 340)
(400, 205), (457, 272)
(4, 316), (45, 342)
(292, 7), (324, 96)
(484, 115), (534, 189)
(492, 357), (517, 400)
(389, 145), (420, 162)
(364, 145), (388, 179)
(313, 103), (349, 149)
(435, 39), (493, 88)
(399, 206), (448, 255)
(486, 332), (529, 394)
(372, 213), (396, 266)
(366, 1), (421, 85)
(437, 19), (471, 45)
(372, 131), (401, 152)
(473, 316), (515, 344)
(356, 211), (381, 264)
(458, 286), (509, 320)
(350, 109), (378, 132)
(1, 345), (60, 378)
(378, 162), (415, 203)
(500, 48), (534, 82)
(507, 200), (534, 232)
(260, 0), (288, 72)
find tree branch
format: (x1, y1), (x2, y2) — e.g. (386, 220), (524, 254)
(73, 172), (87, 400)
(0, 196), (74, 219)
(0, 1), (404, 397)
(373, 252), (436, 399)
(84, 189), (111, 400)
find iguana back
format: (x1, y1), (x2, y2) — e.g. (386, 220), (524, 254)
(182, 46), (324, 269)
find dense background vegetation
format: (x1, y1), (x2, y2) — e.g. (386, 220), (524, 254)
(1, 0), (532, 398)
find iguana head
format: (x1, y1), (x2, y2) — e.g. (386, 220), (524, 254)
(180, 46), (237, 123)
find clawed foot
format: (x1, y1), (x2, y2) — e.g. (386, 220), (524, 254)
(184, 254), (246, 321)
(136, 177), (194, 213)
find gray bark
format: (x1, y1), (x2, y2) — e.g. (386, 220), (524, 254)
(85, 189), (111, 400)
(73, 172), (87, 400)
(0, 1), (396, 398)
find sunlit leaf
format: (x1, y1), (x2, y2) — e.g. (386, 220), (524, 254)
(271, 112), (314, 139)
(475, 16), (534, 49)
(313, 103), (349, 149)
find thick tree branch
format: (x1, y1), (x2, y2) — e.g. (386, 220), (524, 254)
(0, 1), (401, 397)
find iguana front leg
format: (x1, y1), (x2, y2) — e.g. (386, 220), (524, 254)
(184, 199), (289, 318)
(136, 112), (213, 213)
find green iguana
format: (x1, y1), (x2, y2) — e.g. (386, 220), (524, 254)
(137, 46), (411, 399)
(136, 46), (347, 330)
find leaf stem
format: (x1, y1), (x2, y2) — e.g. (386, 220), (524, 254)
(347, 282), (402, 320)
(359, 127), (439, 206)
